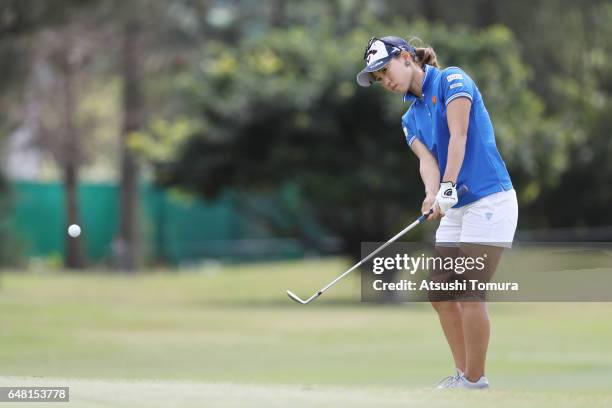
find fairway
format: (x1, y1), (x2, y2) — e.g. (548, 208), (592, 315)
(0, 256), (611, 407)
(0, 377), (609, 408)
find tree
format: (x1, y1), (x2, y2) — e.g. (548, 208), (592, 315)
(22, 23), (99, 268)
(109, 0), (213, 269)
(0, 1), (99, 267)
(114, 20), (144, 271)
(534, 3), (612, 228)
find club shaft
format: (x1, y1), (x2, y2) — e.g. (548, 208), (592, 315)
(312, 216), (426, 299)
(295, 185), (468, 304)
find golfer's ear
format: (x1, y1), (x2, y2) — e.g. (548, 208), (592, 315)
(401, 50), (414, 63)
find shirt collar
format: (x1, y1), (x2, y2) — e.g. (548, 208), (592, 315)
(403, 64), (435, 103)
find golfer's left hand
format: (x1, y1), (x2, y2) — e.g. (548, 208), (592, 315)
(435, 181), (458, 215)
(421, 194), (442, 220)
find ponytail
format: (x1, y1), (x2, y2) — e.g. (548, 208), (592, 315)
(414, 47), (439, 68)
(407, 36), (439, 68)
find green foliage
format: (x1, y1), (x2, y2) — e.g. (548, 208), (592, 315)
(137, 20), (555, 254)
(534, 3), (612, 227)
(5, 0), (609, 250)
(129, 117), (199, 164)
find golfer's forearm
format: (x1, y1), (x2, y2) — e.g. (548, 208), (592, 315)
(442, 133), (466, 184)
(420, 157), (441, 196)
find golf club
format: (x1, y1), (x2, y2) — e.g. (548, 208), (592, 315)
(286, 185), (468, 305)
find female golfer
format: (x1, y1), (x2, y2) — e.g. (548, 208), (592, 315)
(356, 36), (518, 389)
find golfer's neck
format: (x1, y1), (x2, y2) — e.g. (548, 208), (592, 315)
(410, 69), (425, 98)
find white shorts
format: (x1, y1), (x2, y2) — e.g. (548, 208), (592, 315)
(435, 189), (518, 248)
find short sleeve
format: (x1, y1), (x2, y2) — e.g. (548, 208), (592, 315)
(440, 67), (475, 106)
(401, 109), (418, 147)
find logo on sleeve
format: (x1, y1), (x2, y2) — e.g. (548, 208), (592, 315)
(446, 73), (463, 82)
(449, 82), (463, 89)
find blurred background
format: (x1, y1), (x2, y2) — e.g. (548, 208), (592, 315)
(0, 1), (611, 406)
(1, 0), (611, 269)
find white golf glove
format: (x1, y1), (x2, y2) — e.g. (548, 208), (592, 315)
(435, 181), (458, 215)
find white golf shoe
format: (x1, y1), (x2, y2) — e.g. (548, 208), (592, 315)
(456, 375), (490, 389)
(435, 369), (463, 389)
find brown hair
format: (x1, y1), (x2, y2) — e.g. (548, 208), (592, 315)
(408, 37), (439, 68)
(414, 47), (439, 68)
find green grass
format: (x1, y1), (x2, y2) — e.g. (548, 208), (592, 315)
(0, 255), (611, 407)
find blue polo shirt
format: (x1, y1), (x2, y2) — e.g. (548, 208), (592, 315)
(402, 65), (513, 207)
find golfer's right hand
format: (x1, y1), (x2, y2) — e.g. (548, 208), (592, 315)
(422, 194), (442, 221)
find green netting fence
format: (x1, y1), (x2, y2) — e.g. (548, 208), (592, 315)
(8, 181), (309, 265)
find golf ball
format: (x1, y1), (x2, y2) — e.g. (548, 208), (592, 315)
(68, 224), (81, 238)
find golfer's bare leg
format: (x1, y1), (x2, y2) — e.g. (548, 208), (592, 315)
(431, 301), (466, 373)
(458, 301), (489, 381)
(459, 244), (504, 382)
(430, 245), (465, 373)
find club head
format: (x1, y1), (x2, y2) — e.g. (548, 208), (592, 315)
(286, 290), (308, 304)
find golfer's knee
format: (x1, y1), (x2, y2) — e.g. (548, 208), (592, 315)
(459, 300), (486, 312)
(431, 301), (460, 315)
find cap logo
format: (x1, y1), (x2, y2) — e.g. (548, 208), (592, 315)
(365, 40), (390, 67)
(365, 49), (378, 64)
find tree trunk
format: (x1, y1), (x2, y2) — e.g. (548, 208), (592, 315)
(64, 162), (85, 268)
(420, 0), (437, 21)
(269, 0), (285, 27)
(475, 0), (499, 27)
(115, 21), (143, 272)
(60, 50), (85, 269)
